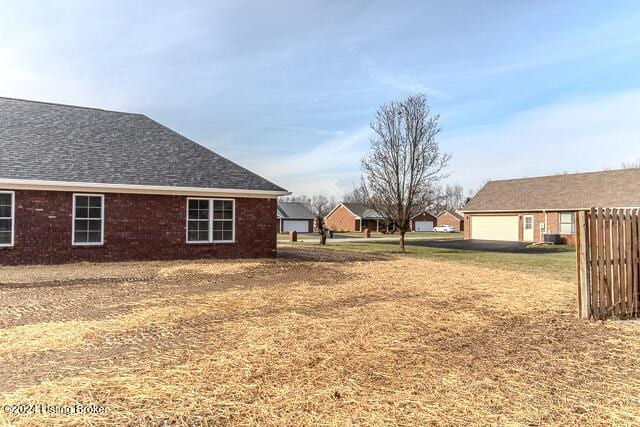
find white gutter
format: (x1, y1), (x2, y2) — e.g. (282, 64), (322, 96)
(0, 178), (291, 199)
(461, 207), (640, 213)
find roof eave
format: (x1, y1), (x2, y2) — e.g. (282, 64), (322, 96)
(461, 207), (640, 213)
(0, 178), (291, 198)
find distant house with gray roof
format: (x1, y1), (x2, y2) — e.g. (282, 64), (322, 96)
(325, 202), (387, 232)
(0, 97), (288, 264)
(277, 202), (315, 233)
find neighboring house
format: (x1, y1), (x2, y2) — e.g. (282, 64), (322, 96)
(325, 203), (386, 232)
(277, 202), (315, 233)
(461, 169), (640, 244)
(436, 210), (464, 232)
(0, 97), (289, 265)
(410, 211), (438, 232)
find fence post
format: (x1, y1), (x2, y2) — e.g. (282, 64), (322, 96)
(577, 211), (591, 318)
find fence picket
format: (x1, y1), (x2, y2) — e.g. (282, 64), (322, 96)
(604, 208), (613, 316)
(589, 208), (599, 318)
(577, 211), (589, 318)
(577, 207), (640, 319)
(596, 208), (607, 319)
(611, 209), (620, 316)
(625, 210), (633, 315)
(631, 209), (640, 316)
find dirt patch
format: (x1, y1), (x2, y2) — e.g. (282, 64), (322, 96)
(1, 250), (639, 425)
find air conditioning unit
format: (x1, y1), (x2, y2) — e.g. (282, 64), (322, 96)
(543, 233), (562, 244)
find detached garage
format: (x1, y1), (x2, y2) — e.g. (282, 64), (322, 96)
(415, 221), (434, 232)
(282, 220), (310, 233)
(277, 202), (315, 233)
(411, 211), (437, 232)
(462, 168), (640, 244)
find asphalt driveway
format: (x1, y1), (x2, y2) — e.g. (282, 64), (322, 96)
(405, 239), (547, 253)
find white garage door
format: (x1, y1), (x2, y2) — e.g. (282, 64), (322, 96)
(471, 216), (519, 241)
(282, 220), (310, 233)
(415, 221), (434, 232)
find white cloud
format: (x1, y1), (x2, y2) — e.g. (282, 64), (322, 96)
(444, 89), (640, 190)
(369, 69), (449, 99)
(248, 126), (372, 197)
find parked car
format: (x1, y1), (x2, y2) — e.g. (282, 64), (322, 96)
(433, 225), (455, 233)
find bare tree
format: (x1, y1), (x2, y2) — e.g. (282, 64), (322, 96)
(430, 183), (464, 213)
(316, 214), (328, 245)
(281, 194), (336, 216)
(622, 158), (640, 169)
(446, 184), (464, 210)
(359, 94), (450, 252)
(464, 178), (490, 206)
(343, 187), (368, 204)
(310, 195), (332, 217)
(280, 194), (312, 209)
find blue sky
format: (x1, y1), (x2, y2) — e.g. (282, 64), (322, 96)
(1, 1), (639, 197)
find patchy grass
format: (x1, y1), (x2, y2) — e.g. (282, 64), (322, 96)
(278, 231), (464, 241)
(1, 250), (638, 425)
(330, 231), (463, 239)
(287, 240), (576, 282)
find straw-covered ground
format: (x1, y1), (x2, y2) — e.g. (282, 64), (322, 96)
(1, 247), (640, 425)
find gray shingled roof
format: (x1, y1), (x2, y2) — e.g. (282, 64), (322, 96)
(0, 97), (286, 192)
(277, 202), (315, 219)
(464, 169), (640, 212)
(341, 203), (384, 219)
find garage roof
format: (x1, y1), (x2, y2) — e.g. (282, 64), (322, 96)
(277, 202), (315, 219)
(341, 203), (384, 219)
(464, 168), (640, 212)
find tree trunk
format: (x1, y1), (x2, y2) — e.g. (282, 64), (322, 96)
(320, 231), (327, 245)
(400, 230), (405, 252)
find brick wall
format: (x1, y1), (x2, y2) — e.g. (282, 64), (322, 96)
(0, 189), (277, 265)
(325, 205), (358, 231)
(362, 219), (382, 232)
(436, 212), (463, 232)
(541, 212), (576, 244)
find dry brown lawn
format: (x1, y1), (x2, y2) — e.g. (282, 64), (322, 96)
(1, 247), (640, 426)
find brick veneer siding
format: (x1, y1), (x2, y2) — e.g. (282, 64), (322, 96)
(0, 189), (277, 265)
(411, 213), (437, 231)
(436, 212), (463, 232)
(362, 219), (382, 232)
(325, 205), (358, 232)
(464, 211), (576, 244)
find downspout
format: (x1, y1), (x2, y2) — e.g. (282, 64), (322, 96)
(543, 210), (548, 242)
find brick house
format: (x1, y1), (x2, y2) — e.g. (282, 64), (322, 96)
(436, 210), (464, 232)
(410, 211), (438, 232)
(0, 97), (289, 265)
(462, 169), (640, 244)
(277, 202), (315, 233)
(324, 203), (386, 232)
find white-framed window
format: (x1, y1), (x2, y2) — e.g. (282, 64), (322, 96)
(559, 212), (575, 234)
(0, 191), (15, 247)
(72, 194), (104, 245)
(187, 198), (211, 243)
(187, 198), (235, 243)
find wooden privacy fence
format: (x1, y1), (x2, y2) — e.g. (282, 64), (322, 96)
(576, 208), (640, 319)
